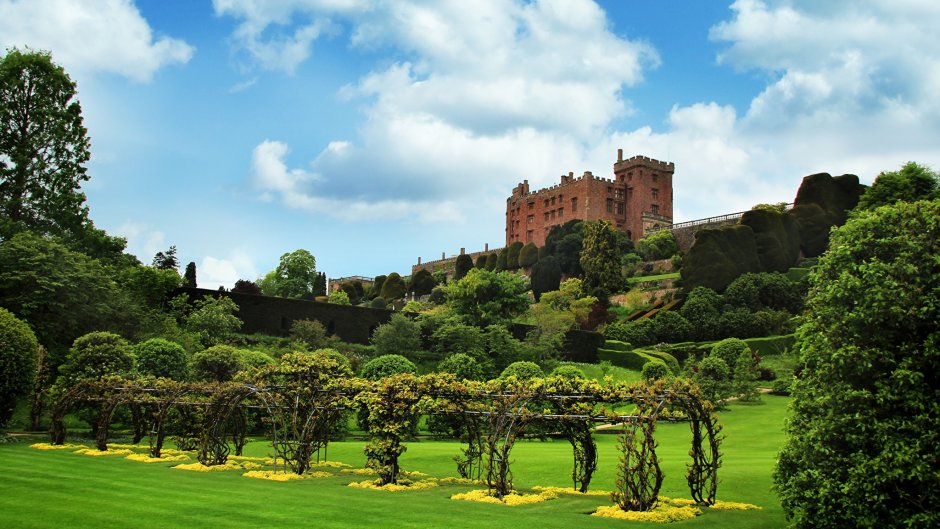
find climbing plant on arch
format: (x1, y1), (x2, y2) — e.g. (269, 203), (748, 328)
(48, 368), (722, 512)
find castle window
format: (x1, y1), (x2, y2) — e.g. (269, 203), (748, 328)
(544, 212), (550, 221)
(617, 202), (625, 215)
(558, 207), (564, 218)
(607, 186), (613, 194)
(652, 188), (659, 199)
(544, 199), (549, 208)
(528, 201), (534, 209)
(527, 215), (534, 224)
(527, 229), (534, 241)
(615, 188), (624, 199)
(651, 204), (659, 215)
(551, 210), (556, 219)
(606, 198), (613, 212)
(652, 174), (659, 183)
(571, 197), (578, 212)
(551, 197), (556, 206)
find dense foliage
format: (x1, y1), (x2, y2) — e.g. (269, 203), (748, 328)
(371, 313), (421, 357)
(775, 200), (940, 528)
(444, 269), (529, 327)
(134, 338), (189, 380)
(57, 332), (134, 388)
(855, 162), (938, 212)
(190, 345), (243, 382)
(360, 354), (418, 381)
(580, 220), (622, 293)
(0, 307), (39, 426)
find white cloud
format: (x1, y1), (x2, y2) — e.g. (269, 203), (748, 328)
(115, 222), (166, 264)
(0, 0), (194, 82)
(199, 251), (258, 290)
(247, 0), (940, 231)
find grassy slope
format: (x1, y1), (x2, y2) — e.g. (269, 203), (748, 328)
(0, 396), (790, 529)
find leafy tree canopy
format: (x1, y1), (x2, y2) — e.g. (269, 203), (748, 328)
(260, 249), (318, 299)
(580, 220), (623, 293)
(635, 230), (678, 261)
(152, 245), (179, 271)
(444, 268), (529, 327)
(0, 48), (90, 241)
(856, 161), (939, 211)
(774, 199), (940, 528)
(0, 307), (39, 426)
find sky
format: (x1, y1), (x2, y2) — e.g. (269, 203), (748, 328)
(2, 0), (939, 289)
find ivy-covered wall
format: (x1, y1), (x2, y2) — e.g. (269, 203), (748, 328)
(177, 288), (393, 344)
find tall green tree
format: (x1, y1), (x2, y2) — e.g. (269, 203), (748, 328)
(0, 48), (90, 240)
(774, 200), (940, 528)
(444, 269), (529, 327)
(0, 307), (38, 426)
(380, 272), (406, 301)
(518, 242), (539, 268)
(260, 249), (318, 299)
(579, 220), (622, 293)
(505, 241), (524, 270)
(152, 245), (179, 271)
(856, 161), (939, 211)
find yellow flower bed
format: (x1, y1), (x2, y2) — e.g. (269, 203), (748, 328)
(125, 453), (190, 463)
(242, 470), (332, 481)
(709, 501), (761, 510)
(30, 443), (85, 450)
(592, 504), (702, 523)
(451, 489), (558, 506)
(341, 468), (377, 476)
(436, 477), (481, 485)
(347, 479), (440, 492)
(659, 496), (697, 507)
(74, 448), (134, 456)
(173, 460), (263, 472)
(533, 485), (610, 497)
(310, 461), (351, 469)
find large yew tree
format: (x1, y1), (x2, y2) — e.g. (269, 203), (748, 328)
(0, 48), (90, 240)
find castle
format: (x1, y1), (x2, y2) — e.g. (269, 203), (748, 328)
(506, 150), (674, 246)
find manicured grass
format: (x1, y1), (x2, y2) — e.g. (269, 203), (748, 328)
(0, 397), (790, 528)
(626, 272), (680, 284)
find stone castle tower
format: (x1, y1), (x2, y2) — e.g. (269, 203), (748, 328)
(506, 149), (674, 246)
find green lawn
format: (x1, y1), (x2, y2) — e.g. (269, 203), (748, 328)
(626, 272), (680, 284)
(0, 397), (791, 528)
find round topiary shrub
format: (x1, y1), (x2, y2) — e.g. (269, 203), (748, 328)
(710, 338), (750, 368)
(191, 345), (244, 382)
(549, 364), (585, 379)
(135, 338), (189, 380)
(58, 331), (135, 387)
(239, 349), (276, 370)
(0, 308), (39, 426)
(500, 361), (543, 380)
(437, 353), (485, 381)
(641, 361), (670, 383)
(360, 354), (417, 381)
(693, 356), (731, 406)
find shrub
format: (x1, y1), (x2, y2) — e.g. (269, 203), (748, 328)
(380, 272), (406, 301)
(770, 377), (792, 395)
(635, 230), (678, 261)
(549, 364), (585, 379)
(191, 345), (244, 382)
(505, 241), (524, 270)
(437, 353), (485, 381)
(500, 361), (543, 380)
(0, 308), (39, 426)
(731, 349), (761, 402)
(650, 311), (692, 343)
(597, 348), (663, 371)
(185, 295), (242, 346)
(643, 349), (680, 374)
(710, 338), (750, 368)
(739, 208), (801, 273)
(518, 242), (539, 268)
(135, 338), (189, 380)
(369, 297), (388, 309)
(681, 225), (762, 293)
(641, 361), (670, 382)
(454, 253), (474, 281)
(679, 286), (722, 341)
(604, 319), (655, 347)
(409, 269), (437, 296)
(530, 255), (562, 301)
(430, 322), (485, 360)
(239, 349), (275, 370)
(58, 332), (135, 388)
(371, 313), (421, 357)
(289, 319), (329, 350)
(360, 354), (417, 381)
(327, 290), (351, 305)
(693, 356), (731, 407)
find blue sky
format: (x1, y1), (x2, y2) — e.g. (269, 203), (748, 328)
(3, 0), (939, 288)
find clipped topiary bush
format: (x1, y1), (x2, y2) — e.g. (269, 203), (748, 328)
(191, 345), (244, 382)
(360, 354), (417, 381)
(0, 308), (39, 426)
(500, 361), (543, 379)
(641, 361), (670, 382)
(58, 331), (135, 388)
(710, 338), (750, 368)
(135, 338), (189, 380)
(437, 353), (485, 381)
(550, 364), (585, 379)
(643, 349), (680, 374)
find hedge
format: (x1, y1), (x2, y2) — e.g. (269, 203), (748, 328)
(641, 349), (680, 374)
(743, 334), (796, 356)
(597, 347), (666, 371)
